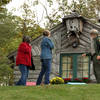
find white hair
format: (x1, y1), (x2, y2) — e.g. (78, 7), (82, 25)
(90, 29), (98, 35)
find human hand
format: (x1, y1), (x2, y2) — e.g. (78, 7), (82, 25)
(97, 56), (100, 60)
(82, 54), (86, 57)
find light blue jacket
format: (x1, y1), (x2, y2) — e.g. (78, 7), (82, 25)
(40, 36), (54, 59)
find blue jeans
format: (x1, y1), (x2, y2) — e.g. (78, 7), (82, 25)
(16, 64), (29, 86)
(36, 59), (52, 85)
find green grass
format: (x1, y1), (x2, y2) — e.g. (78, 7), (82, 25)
(0, 84), (100, 100)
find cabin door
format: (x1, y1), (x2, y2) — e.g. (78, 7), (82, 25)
(60, 54), (90, 79)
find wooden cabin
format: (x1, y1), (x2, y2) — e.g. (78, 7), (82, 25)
(8, 12), (100, 83)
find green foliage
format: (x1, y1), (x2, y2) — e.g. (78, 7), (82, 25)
(0, 85), (100, 100)
(0, 56), (13, 86)
(0, 0), (11, 10)
(44, 0), (100, 28)
(17, 2), (44, 38)
(0, 0), (11, 6)
(0, 4), (44, 86)
(0, 9), (20, 48)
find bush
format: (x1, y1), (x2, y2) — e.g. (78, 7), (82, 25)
(64, 78), (71, 83)
(82, 77), (90, 83)
(64, 77), (90, 83)
(50, 77), (64, 84)
(0, 56), (13, 86)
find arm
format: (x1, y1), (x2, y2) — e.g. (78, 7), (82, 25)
(82, 53), (91, 57)
(96, 38), (100, 60)
(46, 38), (54, 49)
(86, 53), (91, 56)
(96, 38), (100, 55)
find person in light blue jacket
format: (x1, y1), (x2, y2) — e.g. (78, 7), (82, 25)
(36, 30), (54, 85)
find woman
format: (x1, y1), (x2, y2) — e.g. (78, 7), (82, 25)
(16, 36), (32, 86)
(36, 30), (54, 85)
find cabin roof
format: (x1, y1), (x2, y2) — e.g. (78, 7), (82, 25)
(7, 12), (100, 60)
(63, 12), (84, 19)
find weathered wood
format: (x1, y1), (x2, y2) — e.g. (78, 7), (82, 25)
(50, 23), (63, 33)
(83, 27), (91, 33)
(61, 30), (68, 40)
(81, 31), (90, 40)
(80, 34), (91, 44)
(61, 37), (69, 46)
(86, 21), (100, 32)
(84, 22), (93, 30)
(14, 70), (40, 75)
(61, 46), (90, 53)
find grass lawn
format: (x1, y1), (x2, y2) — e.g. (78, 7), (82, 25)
(0, 84), (100, 100)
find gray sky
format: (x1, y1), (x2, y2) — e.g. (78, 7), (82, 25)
(6, 0), (72, 27)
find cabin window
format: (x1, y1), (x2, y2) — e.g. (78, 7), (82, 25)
(60, 54), (90, 79)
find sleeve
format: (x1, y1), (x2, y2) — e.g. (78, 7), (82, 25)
(96, 38), (100, 55)
(47, 38), (54, 49)
(18, 43), (30, 53)
(86, 53), (91, 56)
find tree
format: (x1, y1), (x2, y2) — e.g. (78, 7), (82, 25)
(39, 0), (100, 28)
(0, 1), (44, 86)
(0, 55), (13, 86)
(16, 2), (44, 38)
(0, 0), (11, 10)
(0, 9), (20, 48)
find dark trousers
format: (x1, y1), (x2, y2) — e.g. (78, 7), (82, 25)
(36, 59), (52, 85)
(16, 64), (29, 86)
(93, 56), (100, 83)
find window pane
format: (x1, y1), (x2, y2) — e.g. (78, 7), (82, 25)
(62, 71), (67, 78)
(78, 56), (89, 63)
(68, 57), (72, 63)
(68, 63), (72, 70)
(83, 63), (89, 70)
(67, 71), (73, 78)
(78, 63), (83, 70)
(62, 56), (67, 63)
(77, 71), (83, 78)
(62, 64), (67, 70)
(77, 55), (89, 78)
(62, 56), (73, 78)
(83, 71), (88, 77)
(83, 57), (89, 62)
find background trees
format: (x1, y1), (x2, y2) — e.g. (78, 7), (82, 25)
(38, 0), (100, 28)
(0, 0), (100, 85)
(0, 0), (44, 85)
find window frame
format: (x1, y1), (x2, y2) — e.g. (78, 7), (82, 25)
(59, 53), (91, 79)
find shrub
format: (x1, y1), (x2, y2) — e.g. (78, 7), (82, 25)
(64, 78), (71, 83)
(82, 77), (90, 83)
(73, 78), (83, 82)
(50, 77), (64, 84)
(0, 56), (13, 86)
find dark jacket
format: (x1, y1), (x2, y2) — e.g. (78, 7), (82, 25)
(40, 36), (54, 59)
(86, 37), (100, 58)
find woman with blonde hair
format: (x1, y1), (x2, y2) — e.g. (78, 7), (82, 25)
(36, 30), (54, 85)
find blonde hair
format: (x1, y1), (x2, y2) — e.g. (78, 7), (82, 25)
(43, 30), (50, 36)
